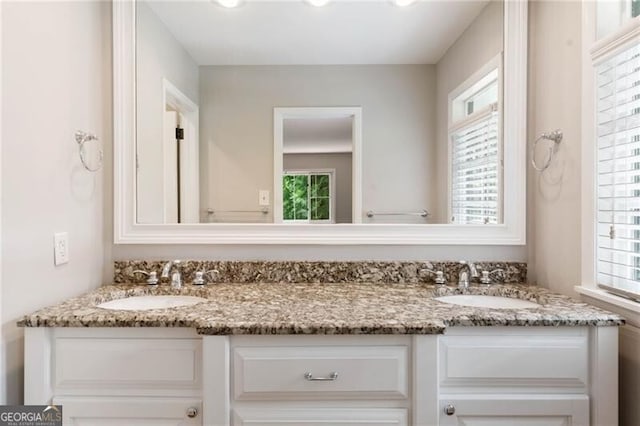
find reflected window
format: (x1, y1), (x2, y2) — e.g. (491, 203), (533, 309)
(283, 172), (333, 223)
(449, 57), (501, 225)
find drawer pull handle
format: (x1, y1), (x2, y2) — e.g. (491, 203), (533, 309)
(186, 407), (198, 418)
(444, 404), (455, 416)
(304, 372), (338, 381)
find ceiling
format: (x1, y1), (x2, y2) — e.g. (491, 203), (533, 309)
(283, 117), (353, 154)
(145, 0), (491, 66)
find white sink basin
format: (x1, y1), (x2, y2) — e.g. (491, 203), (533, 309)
(97, 295), (208, 311)
(434, 295), (541, 309)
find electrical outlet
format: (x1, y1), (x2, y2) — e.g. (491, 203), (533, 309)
(54, 232), (69, 266)
(259, 190), (270, 206)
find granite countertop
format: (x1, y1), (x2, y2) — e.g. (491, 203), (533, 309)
(17, 283), (624, 334)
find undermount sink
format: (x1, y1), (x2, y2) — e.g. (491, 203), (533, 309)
(434, 295), (541, 309)
(97, 295), (208, 311)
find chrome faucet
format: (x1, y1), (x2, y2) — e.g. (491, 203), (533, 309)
(458, 260), (479, 289)
(161, 260), (183, 289)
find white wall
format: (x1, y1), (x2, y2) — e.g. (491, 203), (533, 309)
(527, 0), (582, 297)
(434, 0), (503, 223)
(283, 153), (353, 224)
(1, 1), (110, 404)
(136, 1), (199, 224)
(198, 65), (437, 223)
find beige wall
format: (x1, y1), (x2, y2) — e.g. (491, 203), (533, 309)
(1, 1), (110, 403)
(198, 65), (437, 223)
(283, 153), (353, 224)
(136, 1), (199, 224)
(434, 0), (504, 223)
(527, 0), (582, 297)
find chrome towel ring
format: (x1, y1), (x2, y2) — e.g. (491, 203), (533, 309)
(531, 129), (563, 172)
(75, 130), (103, 172)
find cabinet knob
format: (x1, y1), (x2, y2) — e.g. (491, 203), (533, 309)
(186, 407), (198, 418)
(444, 404), (455, 416)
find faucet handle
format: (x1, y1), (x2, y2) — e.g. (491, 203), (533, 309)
(132, 270), (159, 286)
(170, 271), (182, 289)
(193, 269), (220, 286)
(480, 269), (505, 285)
(420, 268), (447, 285)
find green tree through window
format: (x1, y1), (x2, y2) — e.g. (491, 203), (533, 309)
(283, 172), (331, 222)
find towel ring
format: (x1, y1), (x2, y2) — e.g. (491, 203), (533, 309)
(531, 129), (563, 172)
(75, 130), (103, 172)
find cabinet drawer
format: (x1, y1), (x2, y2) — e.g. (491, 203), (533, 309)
(439, 329), (588, 391)
(233, 345), (409, 400)
(54, 337), (202, 394)
(54, 397), (202, 425)
(438, 396), (589, 426)
(233, 408), (407, 426)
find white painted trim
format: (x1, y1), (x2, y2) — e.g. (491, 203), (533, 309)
(447, 54), (502, 129)
(589, 326), (619, 426)
(446, 54), (504, 226)
(24, 328), (53, 405)
(161, 78), (200, 224)
(274, 107), (361, 224)
(501, 0), (527, 244)
(412, 336), (438, 426)
(113, 0), (527, 244)
(113, 0), (138, 243)
(202, 336), (230, 426)
(591, 15), (640, 64)
(576, 286), (640, 326)
(580, 3), (640, 293)
(581, 0), (598, 291)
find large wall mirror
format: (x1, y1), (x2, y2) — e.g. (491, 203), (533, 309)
(114, 0), (526, 244)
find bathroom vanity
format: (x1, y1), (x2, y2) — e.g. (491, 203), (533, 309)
(20, 282), (622, 426)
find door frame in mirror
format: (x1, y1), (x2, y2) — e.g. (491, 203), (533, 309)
(273, 107), (363, 225)
(113, 0), (527, 245)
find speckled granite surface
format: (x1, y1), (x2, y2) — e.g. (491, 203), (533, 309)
(114, 261), (527, 285)
(18, 283), (623, 334)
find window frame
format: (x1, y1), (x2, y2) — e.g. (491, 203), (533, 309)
(282, 169), (336, 224)
(447, 54), (504, 225)
(579, 1), (640, 311)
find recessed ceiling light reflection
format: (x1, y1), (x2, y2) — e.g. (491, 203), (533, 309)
(306, 0), (332, 7)
(394, 0), (417, 7)
(216, 0), (242, 8)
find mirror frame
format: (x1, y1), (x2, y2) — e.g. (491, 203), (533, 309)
(113, 0), (527, 245)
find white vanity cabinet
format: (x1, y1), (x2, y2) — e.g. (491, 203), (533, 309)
(436, 328), (594, 426)
(437, 397), (588, 426)
(24, 326), (617, 426)
(227, 335), (412, 426)
(25, 328), (204, 425)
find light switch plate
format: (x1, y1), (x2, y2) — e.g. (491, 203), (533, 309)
(54, 232), (69, 266)
(259, 190), (270, 206)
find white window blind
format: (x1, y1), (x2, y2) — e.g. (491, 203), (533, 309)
(451, 106), (500, 225)
(596, 40), (640, 300)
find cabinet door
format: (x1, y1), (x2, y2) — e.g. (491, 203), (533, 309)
(232, 407), (407, 426)
(54, 397), (202, 426)
(439, 397), (589, 426)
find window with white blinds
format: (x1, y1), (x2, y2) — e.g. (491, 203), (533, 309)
(596, 40), (640, 299)
(449, 64), (501, 225)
